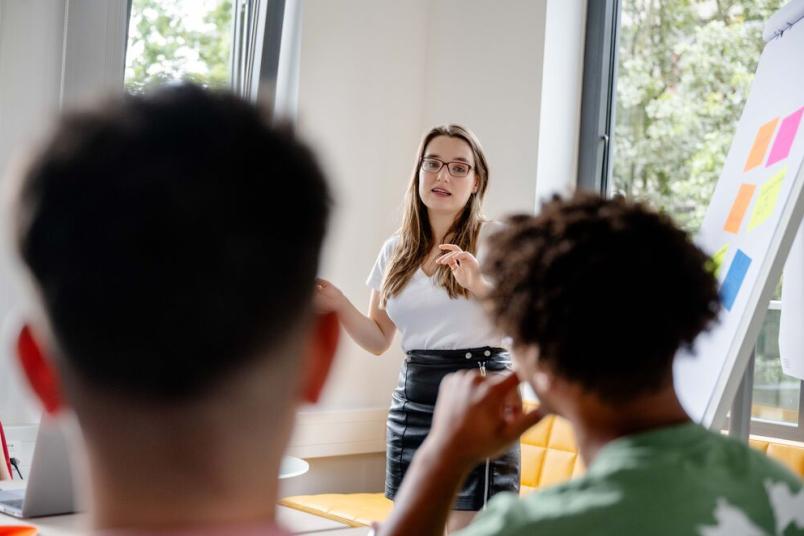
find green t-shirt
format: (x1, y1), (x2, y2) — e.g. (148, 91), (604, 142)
(459, 423), (804, 535)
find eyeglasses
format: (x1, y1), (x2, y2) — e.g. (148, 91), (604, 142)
(420, 158), (473, 178)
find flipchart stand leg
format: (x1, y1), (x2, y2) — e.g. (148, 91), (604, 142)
(729, 350), (755, 442)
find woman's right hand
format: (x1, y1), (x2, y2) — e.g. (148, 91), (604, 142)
(314, 283), (396, 356)
(315, 278), (346, 313)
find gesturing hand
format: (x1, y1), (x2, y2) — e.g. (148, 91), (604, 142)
(426, 371), (544, 468)
(436, 244), (486, 296)
(314, 278), (345, 313)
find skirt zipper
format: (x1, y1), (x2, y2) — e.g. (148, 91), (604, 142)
(478, 360), (490, 509)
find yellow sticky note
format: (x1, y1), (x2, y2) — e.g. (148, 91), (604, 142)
(748, 167), (786, 231)
(710, 244), (729, 278)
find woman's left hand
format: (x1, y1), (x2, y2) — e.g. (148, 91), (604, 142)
(437, 244), (490, 297)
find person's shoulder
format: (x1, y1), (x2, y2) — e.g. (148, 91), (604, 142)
(370, 234), (401, 270)
(459, 477), (624, 536)
(379, 234), (401, 255)
(383, 233), (401, 248)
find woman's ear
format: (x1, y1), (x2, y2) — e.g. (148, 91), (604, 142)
(17, 324), (64, 415)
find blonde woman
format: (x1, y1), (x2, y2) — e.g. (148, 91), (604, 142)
(316, 125), (518, 532)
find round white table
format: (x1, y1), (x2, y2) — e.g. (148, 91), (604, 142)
(279, 455), (309, 479)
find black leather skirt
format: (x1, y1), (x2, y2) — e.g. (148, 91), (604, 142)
(385, 347), (520, 511)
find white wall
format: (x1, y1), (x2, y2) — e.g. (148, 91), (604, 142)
(0, 0), (128, 426)
(421, 0), (547, 218)
(296, 0), (432, 413)
(0, 0), (71, 426)
(296, 0), (585, 422)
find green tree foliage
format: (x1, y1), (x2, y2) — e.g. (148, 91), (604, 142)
(125, 0), (233, 93)
(613, 0), (785, 232)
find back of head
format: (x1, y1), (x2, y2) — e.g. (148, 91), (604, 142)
(13, 84), (331, 402)
(483, 193), (720, 403)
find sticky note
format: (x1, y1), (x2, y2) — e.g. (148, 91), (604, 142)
(720, 249), (751, 311)
(748, 166), (786, 230)
(745, 117), (779, 171)
(723, 183), (756, 233)
(766, 107), (804, 167)
(710, 244), (729, 278)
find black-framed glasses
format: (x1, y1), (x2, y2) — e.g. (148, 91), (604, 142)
(420, 158), (473, 178)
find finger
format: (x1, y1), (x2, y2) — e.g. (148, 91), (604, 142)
(439, 244), (461, 253)
(504, 408), (546, 440)
(504, 385), (523, 415)
(437, 251), (461, 265)
(440, 369), (470, 390)
(447, 368), (481, 386)
(487, 372), (522, 397)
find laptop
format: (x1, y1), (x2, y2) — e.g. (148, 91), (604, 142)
(0, 419), (75, 518)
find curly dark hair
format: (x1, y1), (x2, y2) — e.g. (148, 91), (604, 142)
(483, 193), (720, 403)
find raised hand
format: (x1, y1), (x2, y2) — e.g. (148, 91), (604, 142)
(436, 244), (493, 298)
(314, 278), (346, 313)
(427, 371), (544, 467)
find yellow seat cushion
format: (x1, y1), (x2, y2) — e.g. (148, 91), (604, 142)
(281, 414), (804, 527)
(519, 414), (585, 493)
(278, 492), (393, 527)
(750, 434), (804, 477)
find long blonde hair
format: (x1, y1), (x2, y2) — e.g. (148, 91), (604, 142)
(381, 125), (489, 304)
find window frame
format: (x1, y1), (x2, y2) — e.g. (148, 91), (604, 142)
(577, 0), (804, 442)
(577, 0), (620, 194)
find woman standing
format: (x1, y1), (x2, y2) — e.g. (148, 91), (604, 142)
(316, 125), (518, 532)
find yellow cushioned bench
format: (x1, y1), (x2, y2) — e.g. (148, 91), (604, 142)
(281, 414), (804, 528)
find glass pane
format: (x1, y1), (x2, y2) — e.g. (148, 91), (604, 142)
(124, 0), (234, 93)
(752, 309), (800, 425)
(613, 0), (784, 234)
(613, 1), (796, 428)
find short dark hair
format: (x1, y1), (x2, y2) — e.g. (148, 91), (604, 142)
(483, 193), (720, 403)
(14, 85), (331, 400)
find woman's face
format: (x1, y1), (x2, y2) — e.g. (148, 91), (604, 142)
(417, 135), (478, 216)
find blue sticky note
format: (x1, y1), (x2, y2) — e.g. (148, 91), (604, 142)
(720, 249), (751, 311)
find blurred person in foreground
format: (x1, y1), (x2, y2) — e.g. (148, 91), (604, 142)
(6, 84), (337, 535)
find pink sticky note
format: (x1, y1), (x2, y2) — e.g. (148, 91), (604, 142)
(766, 106), (804, 166)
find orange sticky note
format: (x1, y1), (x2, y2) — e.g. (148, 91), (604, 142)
(744, 117), (779, 171)
(724, 183), (756, 234)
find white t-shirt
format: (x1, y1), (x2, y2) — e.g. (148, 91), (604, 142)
(366, 223), (505, 352)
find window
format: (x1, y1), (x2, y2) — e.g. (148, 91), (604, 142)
(753, 300), (801, 427)
(124, 0), (234, 93)
(581, 0), (802, 440)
